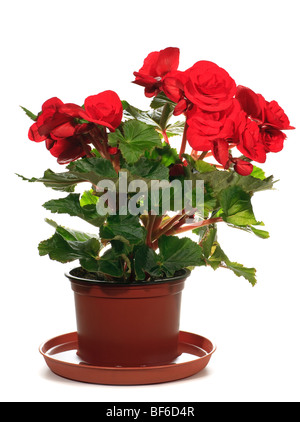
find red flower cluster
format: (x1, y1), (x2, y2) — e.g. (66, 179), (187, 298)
(133, 47), (180, 98)
(134, 47), (294, 176)
(29, 91), (122, 164)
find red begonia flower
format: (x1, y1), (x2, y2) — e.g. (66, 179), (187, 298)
(28, 97), (85, 143)
(233, 158), (253, 176)
(235, 86), (266, 123)
(186, 99), (242, 149)
(133, 47), (180, 98)
(264, 100), (295, 130)
(260, 128), (287, 153)
(212, 138), (231, 167)
(236, 85), (295, 130)
(83, 90), (123, 131)
(162, 70), (185, 102)
(183, 61), (236, 112)
(237, 120), (266, 163)
(161, 70), (190, 116)
(47, 135), (91, 165)
(28, 97), (94, 164)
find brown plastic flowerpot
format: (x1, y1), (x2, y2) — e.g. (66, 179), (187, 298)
(66, 268), (190, 367)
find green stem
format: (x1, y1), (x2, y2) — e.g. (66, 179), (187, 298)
(179, 122), (188, 159)
(78, 135), (95, 158)
(198, 151), (209, 160)
(159, 103), (172, 131)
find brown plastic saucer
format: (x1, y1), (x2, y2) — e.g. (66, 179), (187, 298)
(39, 331), (216, 385)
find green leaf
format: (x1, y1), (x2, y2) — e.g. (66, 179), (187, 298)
(207, 243), (228, 270)
(225, 262), (257, 286)
(156, 144), (181, 167)
(67, 156), (117, 185)
(194, 170), (275, 196)
(165, 120), (186, 136)
(234, 174), (275, 193)
(20, 106), (37, 121)
(150, 92), (176, 109)
(108, 120), (162, 164)
(80, 189), (99, 207)
(123, 157), (169, 180)
(45, 219), (98, 242)
(158, 235), (205, 276)
(219, 185), (258, 226)
(251, 166), (266, 180)
(16, 169), (86, 192)
(39, 221), (124, 278)
(39, 231), (101, 263)
(123, 98), (174, 131)
(193, 160), (216, 173)
(43, 193), (106, 227)
(122, 102), (158, 126)
(100, 214), (146, 245)
(79, 247), (124, 278)
(134, 245), (163, 280)
(250, 225), (270, 239)
(201, 227), (217, 258)
(207, 243), (257, 286)
(158, 103), (174, 131)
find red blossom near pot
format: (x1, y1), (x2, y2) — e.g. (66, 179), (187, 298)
(133, 47), (180, 97)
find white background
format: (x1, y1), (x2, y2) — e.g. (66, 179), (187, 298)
(1, 0), (300, 403)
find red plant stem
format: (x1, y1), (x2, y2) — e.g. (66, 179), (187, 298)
(146, 214), (157, 248)
(171, 217), (223, 235)
(151, 215), (163, 236)
(179, 122), (188, 159)
(162, 130), (170, 144)
(140, 214), (148, 228)
(111, 152), (121, 173)
(152, 212), (184, 240)
(101, 127), (110, 159)
(151, 217), (223, 250)
(91, 126), (111, 160)
(89, 131), (106, 157)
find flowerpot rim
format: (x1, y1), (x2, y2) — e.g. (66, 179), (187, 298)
(65, 266), (191, 287)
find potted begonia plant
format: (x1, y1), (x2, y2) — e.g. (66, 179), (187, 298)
(19, 47), (294, 384)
